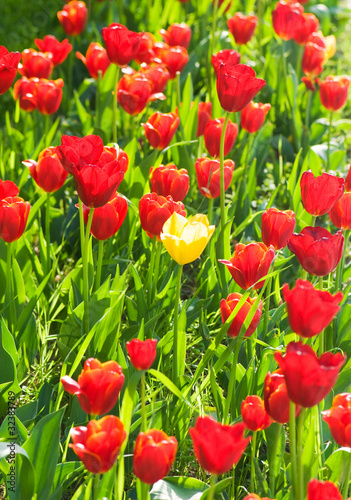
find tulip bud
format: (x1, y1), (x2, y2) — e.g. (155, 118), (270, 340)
(220, 293), (263, 338)
(227, 13), (258, 45)
(126, 338), (157, 370)
(241, 395), (271, 431)
(204, 117), (238, 158)
(57, 1), (87, 36)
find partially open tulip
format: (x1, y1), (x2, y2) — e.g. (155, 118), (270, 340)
(0, 197), (30, 243)
(139, 64), (170, 94)
(217, 64), (266, 113)
(196, 101), (212, 137)
(61, 358), (125, 415)
(211, 49), (241, 75)
(135, 33), (158, 65)
(220, 293), (263, 338)
(264, 370), (301, 424)
(275, 342), (345, 407)
(261, 208), (296, 250)
(35, 78), (64, 115)
(329, 192), (351, 229)
(189, 416), (250, 475)
(227, 13), (258, 45)
(133, 429), (178, 484)
(272, 0), (304, 41)
(76, 42), (111, 79)
(155, 45), (189, 79)
(159, 23), (191, 48)
(35, 35), (72, 66)
(302, 32), (336, 78)
(57, 1), (87, 36)
(126, 338), (157, 370)
(322, 393), (351, 448)
(195, 157), (235, 199)
(318, 75), (350, 111)
(161, 212), (215, 265)
(13, 77), (38, 112)
(70, 416), (126, 473)
(288, 226), (344, 276)
(219, 242), (275, 290)
(139, 193), (186, 239)
(102, 23), (142, 66)
(81, 193), (128, 240)
(0, 46), (21, 95)
(149, 164), (189, 202)
(282, 279), (343, 338)
(300, 171), (344, 216)
(23, 147), (68, 193)
(241, 101), (271, 134)
(142, 111), (180, 150)
(204, 117), (238, 157)
(307, 479), (343, 500)
(18, 49), (53, 79)
(241, 395), (271, 431)
(292, 13), (319, 45)
(117, 73), (165, 115)
(0, 179), (19, 200)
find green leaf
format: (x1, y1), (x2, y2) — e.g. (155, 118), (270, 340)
(151, 476), (207, 500)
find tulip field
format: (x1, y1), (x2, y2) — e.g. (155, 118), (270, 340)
(1, 0), (351, 498)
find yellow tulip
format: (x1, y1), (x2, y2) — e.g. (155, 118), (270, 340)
(160, 212), (215, 265)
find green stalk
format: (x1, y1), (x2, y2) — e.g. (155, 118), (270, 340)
(207, 474), (218, 500)
(295, 44), (303, 80)
(92, 473), (100, 500)
(95, 70), (102, 130)
(251, 431), (257, 491)
(319, 276), (325, 355)
(5, 242), (13, 331)
(269, 423), (282, 497)
(223, 338), (239, 424)
(208, 197), (214, 225)
(151, 240), (162, 303)
(141, 372), (147, 432)
(342, 452), (351, 500)
(305, 91), (313, 130)
(44, 114), (50, 147)
(257, 0), (264, 56)
(94, 239), (104, 291)
(83, 208), (94, 335)
(207, 0), (219, 102)
(336, 229), (349, 292)
(172, 264), (183, 384)
(45, 192), (51, 278)
(289, 401), (297, 499)
(263, 274), (273, 336)
(297, 408), (306, 500)
(327, 111), (333, 170)
(113, 66), (120, 144)
(219, 112), (230, 231)
(147, 237), (157, 307)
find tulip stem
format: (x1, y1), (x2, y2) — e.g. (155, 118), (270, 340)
(289, 401), (297, 499)
(96, 70), (102, 130)
(83, 207), (94, 335)
(319, 276), (325, 355)
(263, 274), (273, 336)
(327, 111), (333, 170)
(92, 473), (100, 500)
(147, 237), (157, 307)
(45, 192), (51, 279)
(95, 239), (104, 291)
(223, 338), (239, 424)
(269, 423), (282, 497)
(208, 198), (214, 225)
(175, 72), (184, 140)
(5, 242), (13, 331)
(342, 451), (351, 500)
(305, 90), (313, 130)
(251, 431), (257, 491)
(141, 372), (147, 432)
(207, 474), (218, 500)
(113, 66), (120, 144)
(152, 240), (162, 301)
(296, 44), (303, 81)
(297, 408), (306, 500)
(172, 264), (183, 384)
(219, 112), (230, 232)
(207, 0), (219, 102)
(336, 228), (349, 293)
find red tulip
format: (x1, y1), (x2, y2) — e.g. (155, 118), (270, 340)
(204, 117), (238, 157)
(155, 45), (189, 79)
(81, 193), (128, 240)
(0, 46), (21, 95)
(134, 32), (157, 65)
(139, 64), (170, 94)
(0, 196), (30, 243)
(322, 393), (351, 448)
(272, 0), (304, 41)
(307, 479), (343, 500)
(302, 32), (336, 78)
(76, 42), (111, 79)
(117, 73), (165, 115)
(274, 341), (346, 407)
(159, 23), (191, 49)
(195, 157), (234, 199)
(0, 179), (19, 200)
(301, 76), (317, 92)
(35, 35), (72, 66)
(35, 78), (64, 115)
(292, 13), (319, 45)
(189, 416), (250, 475)
(264, 370), (301, 424)
(149, 163), (189, 202)
(282, 279), (343, 338)
(211, 49), (241, 75)
(318, 75), (350, 112)
(61, 358), (125, 415)
(241, 395), (271, 432)
(220, 293), (263, 338)
(227, 13), (258, 45)
(23, 147), (67, 193)
(18, 49), (53, 79)
(57, 1), (87, 36)
(126, 339), (157, 370)
(70, 416), (126, 473)
(196, 101), (212, 137)
(102, 23), (142, 66)
(241, 101), (271, 134)
(243, 495), (275, 500)
(261, 208), (296, 250)
(133, 429), (177, 484)
(139, 192), (185, 239)
(219, 242), (275, 290)
(288, 226), (344, 276)
(329, 192), (351, 229)
(142, 111), (180, 150)
(13, 77), (38, 112)
(217, 64), (266, 113)
(300, 171), (344, 216)
(345, 165), (351, 192)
